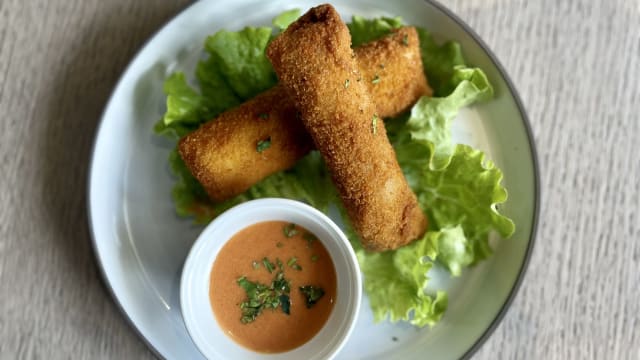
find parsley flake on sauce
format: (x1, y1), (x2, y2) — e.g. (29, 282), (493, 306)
(262, 257), (275, 273)
(283, 223), (299, 238)
(303, 232), (317, 246)
(287, 257), (302, 271)
(279, 295), (291, 315)
(299, 285), (325, 309)
(237, 271), (292, 324)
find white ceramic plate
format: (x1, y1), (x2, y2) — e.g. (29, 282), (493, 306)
(88, 0), (539, 359)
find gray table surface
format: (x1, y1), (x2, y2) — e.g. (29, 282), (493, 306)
(1, 0), (638, 359)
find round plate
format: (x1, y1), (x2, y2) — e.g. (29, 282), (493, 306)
(88, 0), (539, 359)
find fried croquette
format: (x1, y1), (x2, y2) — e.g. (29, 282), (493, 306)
(178, 87), (311, 202)
(178, 26), (429, 203)
(266, 4), (427, 251)
(355, 27), (432, 115)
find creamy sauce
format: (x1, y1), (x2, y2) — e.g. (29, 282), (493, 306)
(209, 221), (337, 353)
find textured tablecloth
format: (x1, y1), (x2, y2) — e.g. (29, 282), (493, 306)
(1, 0), (638, 358)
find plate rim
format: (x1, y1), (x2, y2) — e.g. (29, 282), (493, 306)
(86, 1), (540, 359)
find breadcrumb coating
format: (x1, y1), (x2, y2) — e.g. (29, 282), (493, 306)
(266, 4), (427, 251)
(178, 26), (429, 202)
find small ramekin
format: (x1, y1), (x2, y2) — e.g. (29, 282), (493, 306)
(180, 198), (362, 360)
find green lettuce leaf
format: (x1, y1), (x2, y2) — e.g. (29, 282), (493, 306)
(154, 45), (244, 140)
(419, 144), (515, 262)
(417, 28), (466, 96)
(405, 66), (493, 170)
(195, 56), (241, 114)
(204, 27), (277, 99)
(167, 149), (216, 224)
(272, 9), (301, 31)
(170, 150), (337, 225)
(424, 226), (471, 276)
(154, 73), (210, 139)
(347, 15), (403, 47)
(157, 25), (276, 138)
(161, 73), (203, 126)
(356, 235), (447, 327)
(246, 151), (337, 213)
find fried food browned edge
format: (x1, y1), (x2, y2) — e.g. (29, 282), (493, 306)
(179, 26), (429, 203)
(266, 4), (427, 251)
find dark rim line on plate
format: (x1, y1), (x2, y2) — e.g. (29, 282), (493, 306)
(86, 1), (541, 359)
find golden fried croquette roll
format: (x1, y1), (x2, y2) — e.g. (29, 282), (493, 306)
(266, 4), (427, 251)
(179, 87), (311, 202)
(178, 26), (429, 203)
(355, 27), (432, 115)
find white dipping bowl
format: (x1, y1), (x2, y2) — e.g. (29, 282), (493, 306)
(180, 198), (362, 360)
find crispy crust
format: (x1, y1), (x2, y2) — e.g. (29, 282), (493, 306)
(178, 26), (429, 203)
(266, 4), (427, 251)
(356, 26), (432, 116)
(178, 86), (311, 202)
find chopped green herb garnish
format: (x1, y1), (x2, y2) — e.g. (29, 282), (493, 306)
(276, 258), (284, 271)
(372, 114), (378, 135)
(276, 242), (284, 248)
(303, 232), (317, 246)
(256, 136), (271, 153)
(258, 112), (269, 119)
(237, 271), (292, 323)
(344, 79), (350, 88)
(262, 257), (275, 273)
(287, 257), (302, 271)
(272, 271), (290, 292)
(252, 260), (260, 269)
(371, 74), (381, 84)
(402, 34), (409, 46)
(299, 285), (325, 308)
(279, 295), (291, 315)
(311, 254), (319, 262)
(283, 223), (299, 238)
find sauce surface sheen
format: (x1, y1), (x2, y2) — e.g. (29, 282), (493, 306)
(209, 221), (337, 353)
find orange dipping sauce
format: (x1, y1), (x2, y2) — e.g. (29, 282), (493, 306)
(209, 221), (337, 353)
